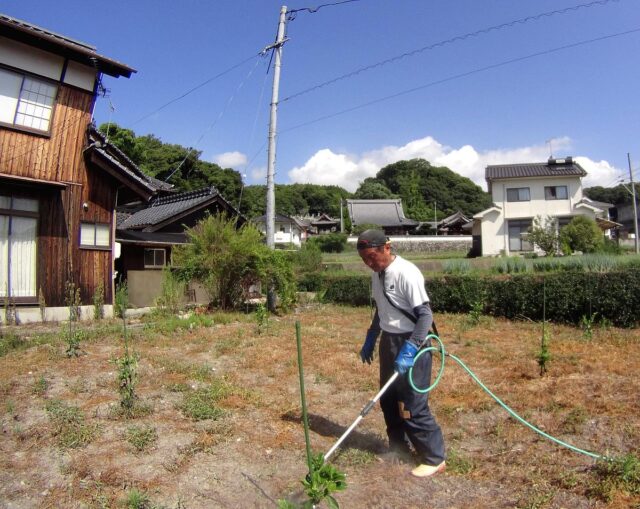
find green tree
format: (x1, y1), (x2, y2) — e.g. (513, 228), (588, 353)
(171, 214), (295, 310)
(375, 159), (492, 218)
(353, 178), (396, 199)
(527, 215), (559, 256)
(560, 215), (604, 254)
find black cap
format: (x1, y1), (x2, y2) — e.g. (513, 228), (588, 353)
(356, 229), (389, 250)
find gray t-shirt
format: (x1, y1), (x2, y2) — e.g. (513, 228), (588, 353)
(371, 255), (429, 334)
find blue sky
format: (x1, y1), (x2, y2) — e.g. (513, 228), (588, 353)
(5, 0), (640, 191)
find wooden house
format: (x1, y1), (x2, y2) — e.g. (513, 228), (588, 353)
(0, 14), (148, 319)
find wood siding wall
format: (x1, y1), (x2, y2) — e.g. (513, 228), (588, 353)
(0, 84), (116, 306)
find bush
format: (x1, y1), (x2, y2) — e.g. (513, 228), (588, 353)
(302, 269), (640, 327)
(308, 233), (348, 253)
(289, 242), (323, 274)
(172, 214), (296, 311)
(560, 216), (604, 254)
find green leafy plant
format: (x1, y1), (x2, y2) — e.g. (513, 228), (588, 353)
(255, 302), (268, 334)
(114, 281), (129, 319)
(589, 453), (640, 502)
(38, 287), (46, 322)
(581, 313), (598, 340)
(115, 343), (139, 415)
(467, 299), (484, 326)
(125, 424), (158, 452)
(92, 282), (104, 320)
(64, 329), (84, 358)
(45, 399), (98, 448)
(172, 214), (296, 311)
(527, 215), (560, 256)
(179, 379), (234, 421)
(155, 268), (185, 315)
(300, 452), (347, 508)
(536, 324), (551, 376)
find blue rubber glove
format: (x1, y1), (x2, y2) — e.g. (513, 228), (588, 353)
(360, 330), (378, 364)
(394, 341), (419, 375)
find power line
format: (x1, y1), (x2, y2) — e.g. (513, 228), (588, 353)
(281, 0), (621, 103)
(287, 0), (362, 19)
(281, 27), (640, 134)
(130, 53), (262, 127)
(163, 57), (265, 183)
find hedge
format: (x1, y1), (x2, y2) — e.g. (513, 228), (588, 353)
(298, 269), (640, 328)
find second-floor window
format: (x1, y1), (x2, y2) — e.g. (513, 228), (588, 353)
(545, 186), (568, 200)
(0, 68), (57, 133)
(506, 187), (530, 202)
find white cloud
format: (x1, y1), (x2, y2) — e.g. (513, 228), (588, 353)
(213, 151), (247, 168)
(287, 135), (623, 191)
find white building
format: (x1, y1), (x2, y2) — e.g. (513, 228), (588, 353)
(473, 157), (612, 256)
(252, 213), (305, 248)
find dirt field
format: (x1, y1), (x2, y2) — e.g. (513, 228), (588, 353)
(1, 304), (639, 508)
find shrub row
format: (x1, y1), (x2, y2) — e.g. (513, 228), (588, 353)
(298, 269), (640, 327)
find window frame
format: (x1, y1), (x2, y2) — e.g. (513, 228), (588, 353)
(143, 248), (167, 269)
(0, 66), (58, 136)
(506, 187), (531, 202)
(544, 185), (568, 200)
(79, 222), (111, 250)
(0, 194), (40, 302)
(508, 218), (533, 252)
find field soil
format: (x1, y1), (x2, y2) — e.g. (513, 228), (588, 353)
(1, 304), (639, 508)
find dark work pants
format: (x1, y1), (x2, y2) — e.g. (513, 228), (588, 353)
(379, 331), (446, 466)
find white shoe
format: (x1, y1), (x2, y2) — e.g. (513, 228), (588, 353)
(411, 461), (446, 478)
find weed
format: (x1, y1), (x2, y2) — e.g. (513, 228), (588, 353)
(255, 302), (268, 335)
(0, 333), (22, 356)
(536, 324), (551, 376)
(589, 454), (640, 501)
(155, 268), (185, 315)
(38, 287), (46, 322)
(32, 375), (48, 396)
(443, 259), (472, 274)
(562, 406), (588, 434)
(115, 346), (139, 415)
(301, 452), (347, 508)
(65, 280), (81, 322)
(3, 291), (16, 325)
(335, 448), (376, 467)
(581, 313), (598, 340)
(45, 399), (98, 448)
(179, 379), (234, 421)
(467, 299), (483, 327)
(93, 282), (104, 320)
(114, 281), (129, 319)
(123, 488), (151, 509)
(125, 424), (158, 452)
(64, 328), (85, 358)
(5, 399), (15, 415)
(516, 486), (556, 509)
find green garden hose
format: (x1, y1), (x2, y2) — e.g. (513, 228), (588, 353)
(408, 335), (607, 461)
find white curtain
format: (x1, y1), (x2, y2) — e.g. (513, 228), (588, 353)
(0, 216), (8, 297)
(4, 217), (37, 298)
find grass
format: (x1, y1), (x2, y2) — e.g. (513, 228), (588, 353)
(45, 399), (99, 449)
(125, 424), (158, 452)
(0, 306), (638, 508)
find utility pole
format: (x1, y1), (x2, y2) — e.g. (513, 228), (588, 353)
(628, 153), (639, 254)
(265, 5), (287, 311)
(266, 5), (288, 250)
(340, 198), (344, 233)
(434, 201), (437, 236)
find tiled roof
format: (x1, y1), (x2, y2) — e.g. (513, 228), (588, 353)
(118, 187), (224, 230)
(346, 199), (418, 227)
(85, 126), (174, 198)
(116, 230), (188, 245)
(253, 213), (306, 229)
(486, 157), (586, 181)
(0, 14), (136, 78)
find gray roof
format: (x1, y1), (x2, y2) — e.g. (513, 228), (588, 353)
(118, 187), (238, 231)
(0, 14), (136, 78)
(486, 157), (587, 182)
(346, 199), (418, 227)
(253, 213), (307, 229)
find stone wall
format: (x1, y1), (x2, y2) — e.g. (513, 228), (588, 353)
(347, 235), (472, 254)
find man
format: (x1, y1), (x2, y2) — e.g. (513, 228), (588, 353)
(357, 229), (446, 478)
